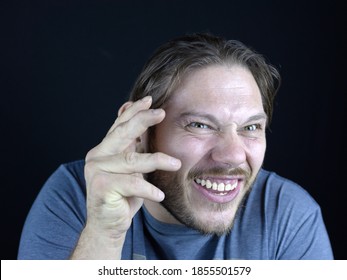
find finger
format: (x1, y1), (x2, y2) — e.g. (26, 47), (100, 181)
(91, 173), (166, 202)
(107, 96), (152, 136)
(116, 174), (165, 202)
(88, 152), (182, 174)
(98, 108), (165, 155)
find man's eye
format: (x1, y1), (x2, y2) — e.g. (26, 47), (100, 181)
(244, 124), (261, 131)
(187, 122), (210, 129)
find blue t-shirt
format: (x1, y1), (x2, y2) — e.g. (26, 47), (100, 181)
(17, 160), (334, 259)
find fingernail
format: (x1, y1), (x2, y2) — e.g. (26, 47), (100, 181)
(158, 190), (165, 201)
(151, 109), (163, 115)
(142, 96), (152, 103)
(170, 157), (181, 167)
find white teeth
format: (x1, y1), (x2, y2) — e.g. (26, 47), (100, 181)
(195, 178), (237, 192)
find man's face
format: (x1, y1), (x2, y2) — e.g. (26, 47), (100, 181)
(146, 65), (267, 235)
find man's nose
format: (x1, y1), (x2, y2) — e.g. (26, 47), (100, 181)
(210, 132), (246, 168)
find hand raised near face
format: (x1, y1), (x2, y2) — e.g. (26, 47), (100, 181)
(71, 96), (181, 259)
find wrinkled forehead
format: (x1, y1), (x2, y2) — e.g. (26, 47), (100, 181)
(163, 65), (264, 115)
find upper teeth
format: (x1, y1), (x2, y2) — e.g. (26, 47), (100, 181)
(195, 178), (237, 192)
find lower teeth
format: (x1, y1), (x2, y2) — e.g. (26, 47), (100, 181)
(217, 192), (227, 196)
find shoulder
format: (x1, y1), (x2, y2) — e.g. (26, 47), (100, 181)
(56, 160), (86, 184)
(33, 159), (87, 217)
(229, 170), (334, 259)
(43, 160), (86, 197)
(251, 170), (333, 259)
(245, 169), (323, 232)
(29, 159), (88, 229)
(251, 169), (326, 241)
(18, 160), (87, 259)
(255, 169), (319, 210)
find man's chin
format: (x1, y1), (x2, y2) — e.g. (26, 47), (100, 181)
(148, 166), (258, 235)
(160, 199), (239, 235)
(161, 181), (255, 235)
(192, 217), (236, 236)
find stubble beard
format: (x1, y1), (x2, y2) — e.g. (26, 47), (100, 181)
(146, 165), (257, 236)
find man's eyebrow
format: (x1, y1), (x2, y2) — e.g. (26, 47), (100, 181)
(177, 112), (268, 124)
(177, 112), (220, 124)
(244, 113), (268, 123)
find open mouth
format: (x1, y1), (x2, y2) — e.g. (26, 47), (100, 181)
(193, 177), (241, 202)
(194, 178), (237, 193)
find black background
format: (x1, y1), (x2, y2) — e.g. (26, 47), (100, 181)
(1, 0), (345, 259)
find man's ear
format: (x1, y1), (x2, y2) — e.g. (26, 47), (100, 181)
(118, 101), (133, 117)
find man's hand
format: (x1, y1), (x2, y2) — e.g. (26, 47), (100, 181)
(70, 96), (181, 259)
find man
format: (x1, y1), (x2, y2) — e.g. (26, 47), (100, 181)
(18, 33), (333, 259)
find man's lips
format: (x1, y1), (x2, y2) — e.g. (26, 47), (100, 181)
(194, 177), (238, 192)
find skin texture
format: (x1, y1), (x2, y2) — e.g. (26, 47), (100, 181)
(144, 65), (267, 234)
(70, 64), (266, 259)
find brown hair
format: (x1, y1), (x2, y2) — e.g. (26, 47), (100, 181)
(129, 33), (280, 124)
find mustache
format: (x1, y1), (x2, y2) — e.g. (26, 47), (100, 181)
(187, 166), (251, 180)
